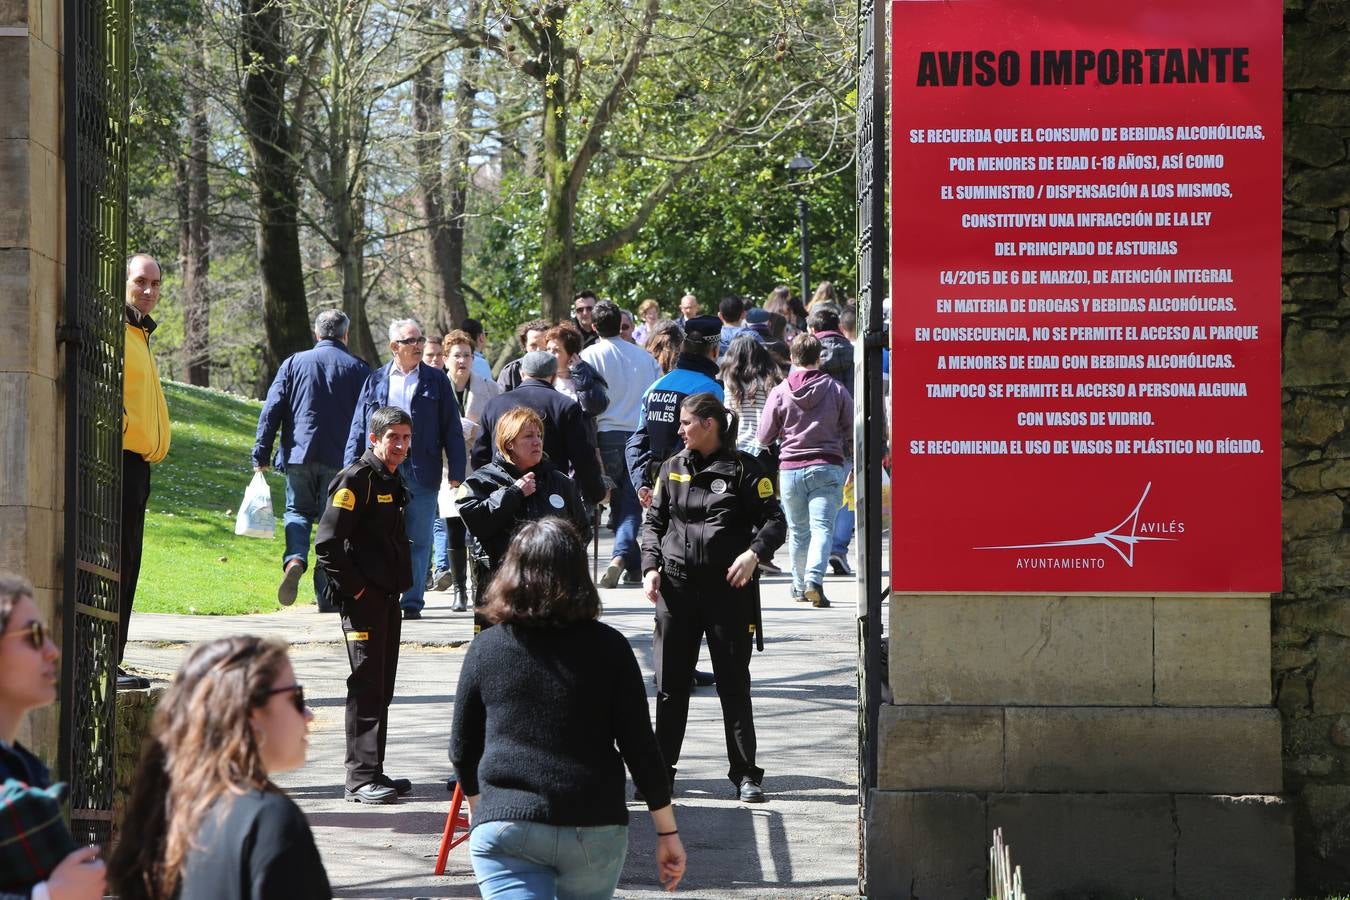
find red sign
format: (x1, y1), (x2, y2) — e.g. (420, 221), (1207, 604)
(890, 0), (1282, 592)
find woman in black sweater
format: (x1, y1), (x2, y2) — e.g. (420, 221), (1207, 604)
(109, 636), (330, 900)
(451, 519), (686, 898)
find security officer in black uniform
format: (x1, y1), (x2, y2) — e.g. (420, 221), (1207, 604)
(639, 392), (786, 803)
(315, 405), (415, 804)
(625, 315), (724, 508)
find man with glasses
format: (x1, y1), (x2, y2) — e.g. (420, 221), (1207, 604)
(346, 319), (466, 620)
(571, 290), (600, 349)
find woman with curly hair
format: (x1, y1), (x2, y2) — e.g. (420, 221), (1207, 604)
(719, 332), (782, 472)
(452, 518), (685, 898)
(109, 636), (329, 900)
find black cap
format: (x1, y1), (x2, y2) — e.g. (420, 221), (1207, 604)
(683, 315), (722, 344)
(745, 308), (771, 325)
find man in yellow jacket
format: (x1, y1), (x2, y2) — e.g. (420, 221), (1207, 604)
(121, 254), (171, 688)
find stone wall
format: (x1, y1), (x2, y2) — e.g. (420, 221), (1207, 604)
(1278, 1), (1350, 893)
(112, 687), (163, 842)
(0, 0), (65, 762)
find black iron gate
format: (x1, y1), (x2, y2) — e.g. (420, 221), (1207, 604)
(58, 0), (129, 847)
(855, 0), (888, 894)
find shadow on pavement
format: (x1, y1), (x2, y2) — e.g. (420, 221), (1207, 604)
(619, 792), (857, 895)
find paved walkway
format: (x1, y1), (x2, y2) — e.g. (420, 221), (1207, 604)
(125, 539), (862, 899)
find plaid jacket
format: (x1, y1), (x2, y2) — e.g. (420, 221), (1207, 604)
(0, 743), (77, 896)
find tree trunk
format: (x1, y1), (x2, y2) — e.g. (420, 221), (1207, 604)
(240, 0), (312, 392)
(412, 6), (451, 334)
(444, 0), (482, 330)
(180, 40), (212, 387)
(413, 0), (479, 337)
(537, 7), (574, 322)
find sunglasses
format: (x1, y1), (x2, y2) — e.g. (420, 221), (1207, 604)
(574, 304), (595, 312)
(266, 683), (307, 714)
(1, 620), (48, 651)
(394, 336), (427, 346)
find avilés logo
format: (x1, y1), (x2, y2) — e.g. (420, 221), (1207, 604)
(976, 482), (1181, 568)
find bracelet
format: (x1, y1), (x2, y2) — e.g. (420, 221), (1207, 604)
(657, 829), (678, 837)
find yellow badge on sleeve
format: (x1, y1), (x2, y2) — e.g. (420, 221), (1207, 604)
(332, 488), (356, 511)
(756, 477), (774, 499)
(668, 472), (691, 483)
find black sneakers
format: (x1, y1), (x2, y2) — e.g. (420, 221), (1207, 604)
(116, 667), (150, 690)
(345, 782), (398, 804)
(805, 583), (831, 608)
(738, 780), (766, 803)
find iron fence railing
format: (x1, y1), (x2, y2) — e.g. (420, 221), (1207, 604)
(59, 0), (128, 848)
(855, 0), (888, 894)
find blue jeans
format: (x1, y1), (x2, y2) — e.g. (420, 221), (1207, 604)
(400, 473), (439, 612)
(432, 515), (449, 571)
(832, 504), (854, 557)
(470, 820), (628, 900)
(283, 462), (340, 571)
(597, 431), (639, 574)
(778, 464), (845, 591)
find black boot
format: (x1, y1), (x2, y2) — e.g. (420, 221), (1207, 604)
(450, 547), (468, 612)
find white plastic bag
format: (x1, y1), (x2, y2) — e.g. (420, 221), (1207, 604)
(234, 471), (276, 538)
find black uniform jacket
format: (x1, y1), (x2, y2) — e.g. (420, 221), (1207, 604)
(470, 380), (605, 504)
(459, 454), (592, 569)
(640, 445), (786, 579)
(315, 449), (412, 602)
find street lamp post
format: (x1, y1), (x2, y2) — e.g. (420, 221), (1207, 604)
(787, 154), (815, 305)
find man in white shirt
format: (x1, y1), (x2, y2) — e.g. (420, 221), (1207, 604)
(580, 300), (663, 588)
(345, 318), (466, 619)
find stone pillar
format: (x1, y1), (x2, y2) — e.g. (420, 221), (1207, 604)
(0, 0), (64, 759)
(870, 595), (1294, 898)
(1277, 2), (1350, 894)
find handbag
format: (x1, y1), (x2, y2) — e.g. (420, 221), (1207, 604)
(0, 779), (77, 891)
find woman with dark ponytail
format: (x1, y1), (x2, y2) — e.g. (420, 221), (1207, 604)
(638, 392), (786, 803)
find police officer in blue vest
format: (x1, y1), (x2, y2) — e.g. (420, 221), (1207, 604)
(625, 315), (724, 508)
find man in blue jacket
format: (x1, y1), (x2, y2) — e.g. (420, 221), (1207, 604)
(346, 318), (467, 619)
(253, 310), (371, 609)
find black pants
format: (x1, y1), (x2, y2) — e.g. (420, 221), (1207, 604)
(118, 451), (152, 663)
(447, 515), (467, 550)
(341, 595), (402, 790)
(653, 576), (762, 788)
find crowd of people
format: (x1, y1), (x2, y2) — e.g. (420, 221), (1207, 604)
(0, 260), (866, 900)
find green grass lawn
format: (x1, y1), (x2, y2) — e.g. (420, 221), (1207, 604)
(137, 381), (304, 615)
